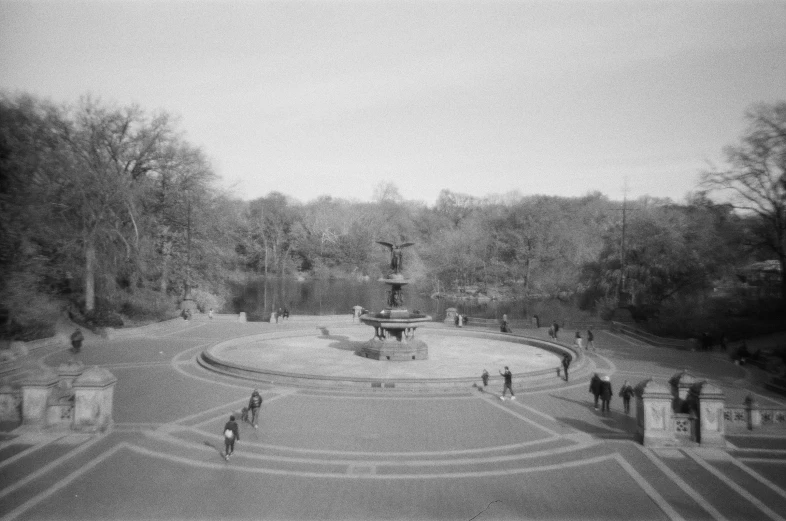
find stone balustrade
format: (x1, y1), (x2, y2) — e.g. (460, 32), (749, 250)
(14, 363), (116, 432)
(636, 370), (725, 448)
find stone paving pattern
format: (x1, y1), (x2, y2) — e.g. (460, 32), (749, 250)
(1, 315), (786, 521)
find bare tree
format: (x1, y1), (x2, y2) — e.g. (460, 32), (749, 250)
(702, 102), (786, 301)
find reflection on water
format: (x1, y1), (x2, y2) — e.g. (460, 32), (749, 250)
(226, 278), (534, 322)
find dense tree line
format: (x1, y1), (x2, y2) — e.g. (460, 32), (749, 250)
(1, 93), (783, 337)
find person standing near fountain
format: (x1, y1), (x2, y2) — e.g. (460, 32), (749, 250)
(499, 366), (515, 400)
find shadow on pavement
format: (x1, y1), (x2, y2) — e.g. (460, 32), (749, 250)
(556, 417), (635, 440)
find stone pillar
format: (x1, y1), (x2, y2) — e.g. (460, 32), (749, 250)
(636, 379), (676, 447)
(444, 308), (458, 325)
(72, 367), (117, 432)
(57, 360), (85, 390)
(0, 383), (21, 424)
(744, 394), (761, 430)
(21, 368), (59, 427)
(238, 312), (247, 323)
(694, 382), (726, 447)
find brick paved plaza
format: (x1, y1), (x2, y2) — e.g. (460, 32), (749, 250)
(1, 316), (785, 521)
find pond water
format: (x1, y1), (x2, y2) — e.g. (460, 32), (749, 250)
(226, 278), (537, 322)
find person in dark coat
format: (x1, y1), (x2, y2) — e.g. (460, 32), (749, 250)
(248, 389), (263, 428)
(481, 369), (489, 388)
(552, 321), (560, 340)
(586, 329), (595, 350)
(223, 415), (240, 460)
(589, 373), (602, 410)
(561, 353), (571, 381)
(70, 328), (84, 353)
(619, 380), (635, 414)
(599, 375), (613, 414)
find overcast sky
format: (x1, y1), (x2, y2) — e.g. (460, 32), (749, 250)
(2, 1), (784, 205)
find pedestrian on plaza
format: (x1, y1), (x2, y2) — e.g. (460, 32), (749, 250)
(548, 324), (555, 340)
(499, 366), (515, 400)
(574, 331), (583, 350)
(586, 329), (595, 350)
(561, 353), (571, 381)
(619, 380), (635, 415)
(481, 368), (489, 388)
(283, 307), (290, 320)
(208, 308), (214, 320)
(599, 375), (613, 414)
(223, 414), (240, 460)
(70, 328), (84, 353)
(501, 314), (509, 333)
(270, 310), (277, 323)
(248, 389), (263, 428)
(533, 314), (540, 328)
(589, 373), (602, 410)
(552, 321), (560, 340)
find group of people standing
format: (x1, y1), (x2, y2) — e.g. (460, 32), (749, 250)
(588, 374), (635, 415)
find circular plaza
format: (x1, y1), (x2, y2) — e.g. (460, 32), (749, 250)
(198, 324), (571, 391)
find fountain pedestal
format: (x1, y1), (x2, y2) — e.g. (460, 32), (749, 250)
(359, 273), (431, 361)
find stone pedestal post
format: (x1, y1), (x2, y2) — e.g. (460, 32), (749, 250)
(238, 312), (247, 323)
(444, 308), (458, 325)
(72, 367), (117, 432)
(57, 360), (85, 390)
(694, 382), (726, 447)
(636, 379), (676, 447)
(0, 383), (21, 424)
(669, 370), (700, 413)
(744, 394), (760, 430)
(21, 368), (59, 427)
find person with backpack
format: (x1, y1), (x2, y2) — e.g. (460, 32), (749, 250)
(248, 389), (263, 428)
(223, 415), (240, 460)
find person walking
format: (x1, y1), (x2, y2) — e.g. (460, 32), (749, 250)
(589, 373), (602, 410)
(70, 328), (84, 353)
(223, 415), (240, 460)
(499, 366), (515, 400)
(481, 369), (489, 388)
(548, 324), (555, 340)
(552, 321), (560, 340)
(586, 329), (595, 350)
(248, 389), (263, 428)
(574, 331), (583, 350)
(500, 314), (510, 333)
(208, 308), (213, 320)
(561, 353), (571, 381)
(599, 375), (613, 415)
(619, 380), (635, 415)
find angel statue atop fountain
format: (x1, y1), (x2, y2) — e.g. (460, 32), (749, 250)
(376, 241), (414, 274)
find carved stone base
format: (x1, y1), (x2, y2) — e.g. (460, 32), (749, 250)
(359, 337), (429, 361)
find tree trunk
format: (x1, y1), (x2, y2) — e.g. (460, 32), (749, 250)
(85, 239), (96, 312)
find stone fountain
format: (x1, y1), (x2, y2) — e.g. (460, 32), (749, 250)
(359, 241), (431, 361)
